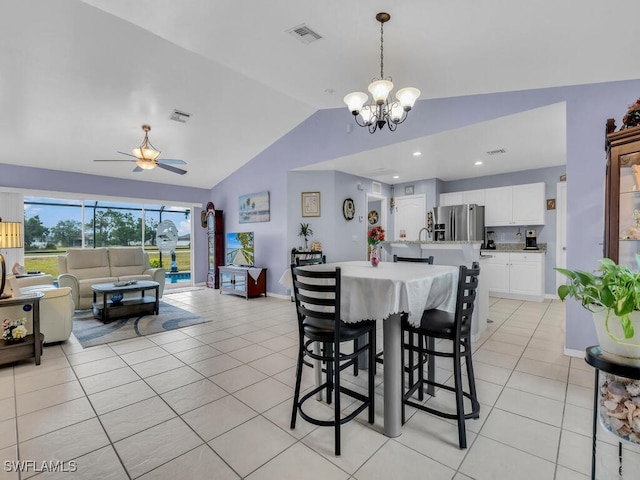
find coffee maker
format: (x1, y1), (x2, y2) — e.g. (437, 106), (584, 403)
(485, 231), (496, 249)
(524, 229), (539, 250)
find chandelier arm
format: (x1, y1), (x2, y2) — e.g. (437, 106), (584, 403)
(352, 114), (368, 128)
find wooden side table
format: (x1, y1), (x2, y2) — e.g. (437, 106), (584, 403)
(584, 346), (640, 480)
(0, 292), (44, 366)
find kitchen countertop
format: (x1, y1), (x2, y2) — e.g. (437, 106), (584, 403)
(384, 240), (483, 245)
(482, 242), (547, 253)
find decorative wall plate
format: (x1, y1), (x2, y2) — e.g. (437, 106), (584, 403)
(343, 198), (355, 220)
(368, 210), (379, 225)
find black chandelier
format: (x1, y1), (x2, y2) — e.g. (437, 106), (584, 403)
(343, 12), (421, 134)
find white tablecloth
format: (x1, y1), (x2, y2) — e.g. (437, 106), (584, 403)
(279, 260), (458, 324)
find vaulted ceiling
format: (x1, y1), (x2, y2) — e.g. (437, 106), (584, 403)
(1, 1), (638, 188)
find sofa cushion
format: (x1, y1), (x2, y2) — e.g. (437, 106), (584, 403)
(78, 277), (118, 300)
(109, 247), (147, 277)
(66, 248), (111, 280)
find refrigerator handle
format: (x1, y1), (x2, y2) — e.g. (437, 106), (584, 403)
(450, 208), (454, 241)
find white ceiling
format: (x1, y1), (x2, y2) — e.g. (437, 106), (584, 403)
(1, 1), (638, 188)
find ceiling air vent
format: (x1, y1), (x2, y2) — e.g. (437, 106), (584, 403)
(169, 109), (191, 123)
(287, 24), (322, 44)
(486, 148), (506, 155)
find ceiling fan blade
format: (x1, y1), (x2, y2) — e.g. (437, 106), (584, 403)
(117, 151), (139, 159)
(156, 162), (187, 175)
(157, 159), (186, 165)
(94, 159), (136, 162)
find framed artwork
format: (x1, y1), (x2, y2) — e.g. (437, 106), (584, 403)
(301, 192), (321, 217)
(547, 198), (556, 210)
(239, 191), (270, 223)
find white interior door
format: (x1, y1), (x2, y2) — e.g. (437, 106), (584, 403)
(366, 193), (387, 259)
(556, 182), (567, 289)
(394, 194), (426, 241)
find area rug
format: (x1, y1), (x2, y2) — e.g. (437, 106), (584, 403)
(72, 303), (209, 348)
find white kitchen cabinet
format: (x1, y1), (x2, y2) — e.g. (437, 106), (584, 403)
(484, 183), (545, 226)
(484, 187), (513, 225)
(439, 189), (485, 206)
(481, 251), (545, 301)
(462, 189), (485, 206)
(439, 192), (464, 206)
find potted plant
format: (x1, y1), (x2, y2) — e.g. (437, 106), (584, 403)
(298, 223), (313, 251)
(556, 258), (640, 363)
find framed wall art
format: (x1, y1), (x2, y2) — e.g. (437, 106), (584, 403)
(301, 192), (321, 217)
(239, 191), (270, 223)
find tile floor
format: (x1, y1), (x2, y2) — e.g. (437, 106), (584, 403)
(1, 290), (640, 479)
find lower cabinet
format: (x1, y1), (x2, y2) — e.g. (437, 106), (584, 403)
(219, 266), (267, 299)
(482, 251), (545, 301)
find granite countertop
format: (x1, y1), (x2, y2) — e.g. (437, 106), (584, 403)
(481, 242), (547, 253)
(384, 240), (483, 245)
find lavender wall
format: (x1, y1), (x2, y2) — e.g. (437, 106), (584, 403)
(3, 78), (640, 352)
(0, 163), (211, 283)
(213, 79), (640, 352)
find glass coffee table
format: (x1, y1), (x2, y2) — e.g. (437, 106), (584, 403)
(91, 280), (160, 323)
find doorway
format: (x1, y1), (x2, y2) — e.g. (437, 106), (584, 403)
(366, 193), (387, 260)
(555, 181), (567, 289)
(394, 194), (427, 242)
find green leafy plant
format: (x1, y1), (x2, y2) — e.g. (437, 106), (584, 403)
(556, 258), (640, 341)
(298, 223), (313, 242)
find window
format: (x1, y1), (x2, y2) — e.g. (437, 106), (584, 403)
(23, 196), (192, 286)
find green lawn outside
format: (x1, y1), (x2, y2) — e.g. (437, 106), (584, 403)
(24, 248), (191, 278)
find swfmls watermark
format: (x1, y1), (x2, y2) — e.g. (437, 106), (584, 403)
(4, 460), (77, 473)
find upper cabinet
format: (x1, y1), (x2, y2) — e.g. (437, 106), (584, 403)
(604, 120), (640, 267)
(440, 189), (485, 207)
(440, 182), (545, 226)
(439, 192), (464, 206)
(485, 183), (546, 226)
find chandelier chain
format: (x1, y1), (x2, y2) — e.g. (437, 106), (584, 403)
(379, 20), (384, 79)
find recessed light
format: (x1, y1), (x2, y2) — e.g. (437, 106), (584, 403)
(474, 161), (483, 166)
(413, 151), (422, 156)
(393, 175), (400, 179)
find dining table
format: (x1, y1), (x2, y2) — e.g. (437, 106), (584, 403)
(280, 260), (459, 437)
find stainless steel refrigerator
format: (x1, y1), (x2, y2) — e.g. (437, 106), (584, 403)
(432, 204), (485, 242)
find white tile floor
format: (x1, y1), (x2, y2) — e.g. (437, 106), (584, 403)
(2, 290), (640, 479)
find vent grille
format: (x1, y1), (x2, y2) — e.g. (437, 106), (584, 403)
(169, 109), (191, 123)
(287, 24), (322, 44)
(372, 182), (382, 194)
(486, 148), (506, 155)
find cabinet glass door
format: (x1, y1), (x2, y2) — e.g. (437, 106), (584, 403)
(618, 153), (640, 269)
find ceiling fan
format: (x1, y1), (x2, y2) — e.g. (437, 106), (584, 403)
(94, 124), (187, 175)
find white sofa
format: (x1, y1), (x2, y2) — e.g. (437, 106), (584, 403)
(58, 247), (165, 310)
(3, 275), (74, 344)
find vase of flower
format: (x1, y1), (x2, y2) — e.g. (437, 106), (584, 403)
(370, 248), (380, 267)
(367, 226), (385, 267)
(2, 317), (28, 342)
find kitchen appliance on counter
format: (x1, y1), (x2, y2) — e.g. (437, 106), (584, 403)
(524, 229), (539, 250)
(485, 231), (496, 249)
(432, 204), (485, 242)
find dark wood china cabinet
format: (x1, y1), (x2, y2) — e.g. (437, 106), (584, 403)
(604, 119), (640, 266)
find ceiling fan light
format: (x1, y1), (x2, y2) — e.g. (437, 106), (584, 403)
(396, 87), (421, 110)
(136, 158), (156, 170)
(132, 146), (161, 161)
(368, 79), (393, 105)
(344, 91), (368, 114)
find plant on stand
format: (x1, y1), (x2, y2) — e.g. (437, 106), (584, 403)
(556, 258), (640, 362)
(367, 226), (385, 267)
(298, 223), (313, 251)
